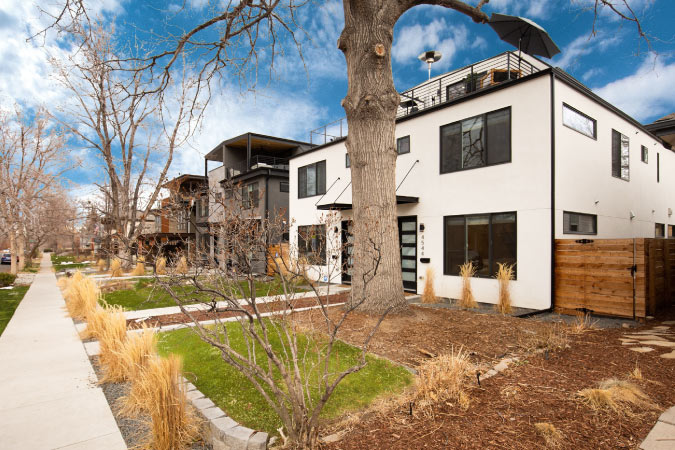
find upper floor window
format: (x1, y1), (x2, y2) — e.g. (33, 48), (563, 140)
(641, 145), (648, 163)
(297, 225), (326, 265)
(397, 136), (410, 155)
(345, 153), (350, 168)
(241, 182), (259, 209)
(562, 104), (596, 139)
(440, 107), (511, 174)
(563, 211), (597, 235)
(655, 223), (665, 238)
(298, 160), (326, 198)
(611, 129), (630, 181)
(280, 181), (289, 193)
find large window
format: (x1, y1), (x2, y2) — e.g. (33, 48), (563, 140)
(241, 182), (259, 209)
(297, 225), (326, 265)
(397, 136), (410, 155)
(298, 160), (326, 198)
(443, 212), (516, 278)
(562, 104), (596, 139)
(611, 129), (630, 181)
(655, 223), (665, 238)
(440, 107), (511, 173)
(563, 211), (597, 235)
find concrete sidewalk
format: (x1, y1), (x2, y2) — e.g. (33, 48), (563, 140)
(0, 254), (126, 450)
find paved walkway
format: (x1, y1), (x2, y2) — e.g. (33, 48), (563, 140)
(0, 254), (126, 450)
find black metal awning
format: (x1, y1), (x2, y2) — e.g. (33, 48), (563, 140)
(316, 195), (418, 211)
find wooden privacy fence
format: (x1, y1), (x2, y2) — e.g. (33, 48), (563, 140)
(554, 238), (675, 319)
(267, 243), (290, 276)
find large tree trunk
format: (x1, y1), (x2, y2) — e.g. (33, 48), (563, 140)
(9, 232), (17, 275)
(339, 1), (407, 314)
(17, 234), (25, 271)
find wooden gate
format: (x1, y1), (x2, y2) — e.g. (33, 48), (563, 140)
(555, 239), (675, 319)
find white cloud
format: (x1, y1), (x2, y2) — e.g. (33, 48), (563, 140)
(487, 0), (552, 19)
(593, 56), (675, 122)
(553, 29), (621, 70)
(393, 19), (471, 71)
(581, 67), (603, 81)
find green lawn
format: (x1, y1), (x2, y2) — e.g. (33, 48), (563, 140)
(0, 286), (30, 336)
(157, 324), (412, 435)
(51, 254), (91, 271)
(102, 278), (308, 311)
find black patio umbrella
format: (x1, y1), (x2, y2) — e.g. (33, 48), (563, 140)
(488, 13), (560, 72)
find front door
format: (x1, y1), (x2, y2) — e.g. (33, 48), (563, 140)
(341, 220), (353, 284)
(398, 216), (417, 292)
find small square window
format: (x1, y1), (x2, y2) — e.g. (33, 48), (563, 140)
(397, 136), (410, 155)
(641, 146), (648, 163)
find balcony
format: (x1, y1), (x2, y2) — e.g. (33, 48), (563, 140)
(223, 155), (290, 179)
(309, 51), (542, 145)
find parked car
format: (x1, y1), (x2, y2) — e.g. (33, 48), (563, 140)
(1, 253), (11, 264)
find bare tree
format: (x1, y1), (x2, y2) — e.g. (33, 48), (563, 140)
(150, 186), (389, 448)
(50, 18), (198, 267)
(0, 107), (69, 274)
(23, 186), (78, 261)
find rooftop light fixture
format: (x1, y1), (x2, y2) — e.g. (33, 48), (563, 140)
(418, 50), (442, 80)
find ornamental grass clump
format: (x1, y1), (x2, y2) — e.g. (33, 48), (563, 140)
(458, 262), (477, 308)
(110, 258), (123, 277)
(175, 256), (188, 275)
(65, 273), (99, 321)
(96, 259), (107, 272)
(118, 326), (158, 415)
(421, 267), (437, 304)
(495, 263), (514, 315)
(130, 354), (200, 450)
(415, 348), (473, 413)
(98, 305), (129, 383)
(79, 305), (109, 341)
(131, 261), (146, 276)
(534, 422), (564, 448)
(155, 257), (167, 275)
(577, 378), (657, 415)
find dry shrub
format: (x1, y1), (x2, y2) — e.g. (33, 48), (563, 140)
(80, 306), (108, 340)
(534, 422), (564, 448)
(630, 365), (643, 381)
(577, 378), (657, 415)
(118, 327), (158, 415)
(57, 276), (69, 290)
(129, 354), (200, 450)
(495, 263), (514, 314)
(459, 262), (477, 308)
(421, 267), (437, 304)
(175, 256), (188, 275)
(156, 257), (167, 275)
(415, 348), (473, 413)
(571, 312), (597, 334)
(110, 258), (123, 277)
(98, 305), (129, 383)
(527, 323), (569, 353)
(64, 274), (100, 320)
(96, 259), (107, 272)
(131, 262), (146, 276)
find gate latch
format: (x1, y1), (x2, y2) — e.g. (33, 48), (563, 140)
(628, 265), (637, 276)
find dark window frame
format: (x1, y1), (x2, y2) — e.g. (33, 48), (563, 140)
(297, 160), (326, 199)
(562, 103), (597, 139)
(442, 211), (517, 279)
(439, 106), (512, 174)
(655, 223), (665, 238)
(241, 182), (259, 209)
(297, 224), (327, 266)
(279, 181), (289, 193)
(563, 211), (598, 235)
(397, 135), (411, 155)
(641, 145), (648, 164)
(611, 129), (630, 182)
(657, 153), (660, 183)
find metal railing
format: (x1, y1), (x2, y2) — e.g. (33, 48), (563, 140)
(228, 155), (290, 176)
(308, 52), (540, 145)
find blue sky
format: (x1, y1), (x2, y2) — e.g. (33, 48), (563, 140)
(0, 0), (673, 196)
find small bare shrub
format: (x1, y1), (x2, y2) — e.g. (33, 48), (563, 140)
(110, 259), (123, 277)
(527, 323), (569, 353)
(630, 365), (643, 381)
(571, 312), (597, 334)
(577, 378), (657, 415)
(459, 262), (477, 308)
(96, 259), (107, 272)
(495, 263), (514, 314)
(131, 354), (200, 450)
(534, 422), (564, 448)
(131, 262), (146, 276)
(156, 257), (167, 275)
(421, 267), (437, 304)
(98, 305), (129, 383)
(175, 256), (188, 275)
(415, 348), (473, 413)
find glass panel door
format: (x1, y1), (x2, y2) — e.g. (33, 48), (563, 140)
(398, 216), (417, 292)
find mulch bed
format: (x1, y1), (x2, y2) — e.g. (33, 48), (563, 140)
(127, 292), (348, 329)
(319, 307), (675, 449)
(291, 305), (556, 369)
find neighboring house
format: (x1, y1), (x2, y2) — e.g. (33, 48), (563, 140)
(200, 132), (313, 272)
(137, 174), (206, 261)
(288, 51), (675, 311)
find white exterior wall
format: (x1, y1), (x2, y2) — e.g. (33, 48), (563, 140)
(290, 74), (553, 310)
(554, 80), (675, 238)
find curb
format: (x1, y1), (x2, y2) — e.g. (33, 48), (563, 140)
(640, 406), (675, 450)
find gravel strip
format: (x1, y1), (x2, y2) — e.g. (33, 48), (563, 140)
(89, 355), (212, 450)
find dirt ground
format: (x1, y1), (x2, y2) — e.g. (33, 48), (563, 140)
(293, 305), (675, 450)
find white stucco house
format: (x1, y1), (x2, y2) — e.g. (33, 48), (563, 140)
(285, 51), (674, 311)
